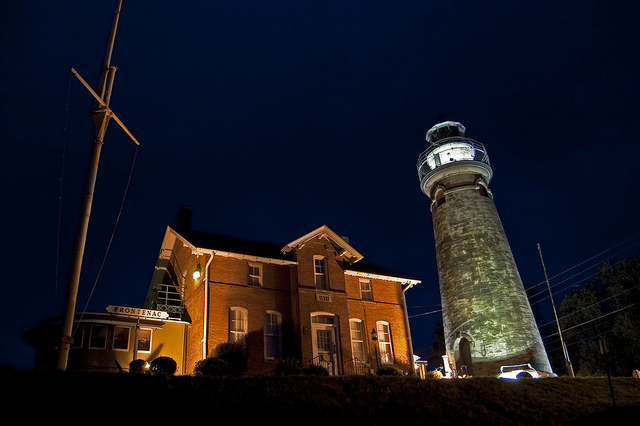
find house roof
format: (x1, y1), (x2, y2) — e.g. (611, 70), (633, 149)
(280, 224), (364, 264)
(168, 214), (418, 284)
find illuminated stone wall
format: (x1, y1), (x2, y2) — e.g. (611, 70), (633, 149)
(418, 123), (553, 377)
(431, 178), (552, 376)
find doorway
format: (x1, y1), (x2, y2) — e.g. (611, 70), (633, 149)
(311, 313), (340, 375)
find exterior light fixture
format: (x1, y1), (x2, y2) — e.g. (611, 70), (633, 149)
(193, 264), (201, 280)
(371, 329), (377, 341)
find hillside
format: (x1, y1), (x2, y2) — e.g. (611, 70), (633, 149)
(4, 371), (639, 424)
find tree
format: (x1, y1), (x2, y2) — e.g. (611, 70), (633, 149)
(427, 320), (446, 369)
(558, 255), (640, 376)
(194, 342), (247, 377)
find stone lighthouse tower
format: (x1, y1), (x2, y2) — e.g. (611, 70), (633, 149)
(416, 121), (553, 377)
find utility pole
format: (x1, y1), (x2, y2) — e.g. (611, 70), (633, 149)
(57, 0), (139, 370)
(537, 243), (575, 377)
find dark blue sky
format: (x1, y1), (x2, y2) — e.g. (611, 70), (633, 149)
(2, 0), (639, 371)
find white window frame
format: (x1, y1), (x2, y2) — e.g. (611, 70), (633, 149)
(89, 324), (108, 349)
(229, 307), (248, 347)
(264, 311), (282, 360)
(112, 326), (131, 351)
(376, 321), (394, 364)
(359, 279), (373, 301)
(349, 319), (367, 363)
(136, 328), (152, 353)
(248, 263), (262, 286)
(314, 256), (329, 290)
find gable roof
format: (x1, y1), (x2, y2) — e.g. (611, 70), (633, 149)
(165, 219), (418, 283)
(280, 225), (364, 264)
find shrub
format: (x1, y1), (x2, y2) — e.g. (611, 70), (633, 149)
(376, 365), (404, 376)
(129, 359), (149, 374)
(194, 357), (233, 377)
(274, 358), (303, 376)
(424, 369), (443, 380)
(150, 356), (177, 375)
(302, 364), (329, 376)
(210, 342), (247, 377)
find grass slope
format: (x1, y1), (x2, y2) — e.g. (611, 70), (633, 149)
(4, 371), (639, 425)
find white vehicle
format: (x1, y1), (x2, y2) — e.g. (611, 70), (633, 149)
(497, 364), (540, 380)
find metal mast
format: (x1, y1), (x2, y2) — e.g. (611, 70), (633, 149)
(57, 0), (139, 371)
(537, 243), (575, 377)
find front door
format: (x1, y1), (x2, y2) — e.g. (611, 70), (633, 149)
(311, 316), (340, 375)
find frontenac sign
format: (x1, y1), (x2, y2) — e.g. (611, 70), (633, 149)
(106, 305), (169, 319)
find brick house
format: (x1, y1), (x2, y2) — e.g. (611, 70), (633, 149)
(143, 218), (420, 376)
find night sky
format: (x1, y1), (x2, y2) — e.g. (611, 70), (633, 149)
(2, 0), (639, 371)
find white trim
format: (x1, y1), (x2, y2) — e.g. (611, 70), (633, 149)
(281, 225), (364, 263)
(229, 307), (248, 347)
(349, 319), (367, 363)
(136, 327), (153, 354)
(345, 270), (421, 286)
(112, 326), (131, 352)
(376, 321), (394, 364)
(248, 262), (263, 286)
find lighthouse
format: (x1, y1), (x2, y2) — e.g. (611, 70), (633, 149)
(417, 121), (553, 377)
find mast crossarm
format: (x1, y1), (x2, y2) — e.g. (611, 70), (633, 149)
(71, 67), (140, 146)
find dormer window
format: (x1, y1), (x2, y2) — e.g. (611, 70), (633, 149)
(314, 256), (329, 290)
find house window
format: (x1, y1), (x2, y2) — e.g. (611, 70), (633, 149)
(248, 263), (262, 286)
(349, 319), (367, 363)
(70, 324), (84, 348)
(229, 307), (248, 347)
(136, 328), (152, 353)
(89, 324), (108, 349)
(359, 279), (373, 301)
(113, 326), (130, 351)
(376, 321), (394, 364)
(264, 311), (282, 360)
(314, 256), (328, 290)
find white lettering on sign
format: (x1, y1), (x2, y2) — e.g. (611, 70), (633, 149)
(106, 305), (169, 319)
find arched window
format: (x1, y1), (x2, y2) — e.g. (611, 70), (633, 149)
(376, 321), (394, 364)
(349, 319), (367, 363)
(229, 307), (248, 347)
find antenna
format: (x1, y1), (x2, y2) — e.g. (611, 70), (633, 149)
(537, 243), (575, 377)
(57, 0), (140, 371)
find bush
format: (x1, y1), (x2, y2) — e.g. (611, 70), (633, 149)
(210, 342), (247, 377)
(376, 365), (404, 376)
(274, 358), (303, 376)
(424, 369), (443, 380)
(129, 359), (149, 374)
(194, 357), (233, 377)
(150, 356), (177, 375)
(192, 342), (248, 377)
(302, 364), (330, 376)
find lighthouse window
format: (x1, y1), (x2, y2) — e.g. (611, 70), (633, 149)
(426, 142), (475, 169)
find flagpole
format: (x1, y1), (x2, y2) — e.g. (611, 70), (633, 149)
(57, 0), (125, 371)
